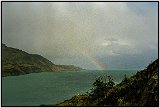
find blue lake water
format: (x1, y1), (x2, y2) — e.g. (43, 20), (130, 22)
(2, 70), (137, 106)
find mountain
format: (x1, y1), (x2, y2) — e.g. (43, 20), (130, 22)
(47, 59), (158, 107)
(2, 43), (83, 77)
(53, 65), (83, 71)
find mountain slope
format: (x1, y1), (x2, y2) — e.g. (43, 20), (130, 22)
(2, 43), (83, 77)
(53, 65), (83, 71)
(52, 59), (158, 107)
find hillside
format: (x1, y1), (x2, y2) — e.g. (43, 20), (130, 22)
(48, 59), (158, 107)
(2, 43), (83, 77)
(53, 65), (83, 71)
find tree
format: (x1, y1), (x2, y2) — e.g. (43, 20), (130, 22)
(90, 75), (115, 99)
(122, 74), (128, 83)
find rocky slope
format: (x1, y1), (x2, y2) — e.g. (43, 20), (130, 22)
(51, 59), (158, 107)
(2, 43), (83, 77)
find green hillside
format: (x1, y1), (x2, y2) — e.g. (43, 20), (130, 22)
(2, 43), (83, 77)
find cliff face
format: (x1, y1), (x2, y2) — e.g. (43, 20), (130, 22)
(2, 43), (83, 77)
(53, 59), (159, 107)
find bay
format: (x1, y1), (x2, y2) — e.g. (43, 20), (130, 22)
(2, 70), (136, 106)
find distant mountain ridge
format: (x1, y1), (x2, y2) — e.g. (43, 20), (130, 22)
(2, 43), (83, 77)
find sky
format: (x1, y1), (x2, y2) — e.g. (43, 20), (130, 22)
(2, 2), (158, 70)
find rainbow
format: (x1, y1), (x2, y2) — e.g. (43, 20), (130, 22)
(81, 50), (106, 70)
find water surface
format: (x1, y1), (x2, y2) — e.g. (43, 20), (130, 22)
(2, 70), (136, 106)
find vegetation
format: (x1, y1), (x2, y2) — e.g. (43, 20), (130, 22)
(2, 43), (83, 77)
(45, 59), (158, 107)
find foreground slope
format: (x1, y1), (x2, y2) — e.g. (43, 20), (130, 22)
(2, 43), (82, 77)
(52, 59), (158, 107)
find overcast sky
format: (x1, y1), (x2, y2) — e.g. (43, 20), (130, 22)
(2, 2), (158, 70)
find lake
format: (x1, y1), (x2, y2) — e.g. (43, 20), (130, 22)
(2, 70), (137, 106)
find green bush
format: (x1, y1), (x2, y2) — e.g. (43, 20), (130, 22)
(88, 75), (115, 105)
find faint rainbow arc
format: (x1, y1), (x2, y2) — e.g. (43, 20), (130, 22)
(81, 50), (105, 70)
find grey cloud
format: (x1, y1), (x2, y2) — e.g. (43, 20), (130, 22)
(2, 2), (158, 70)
